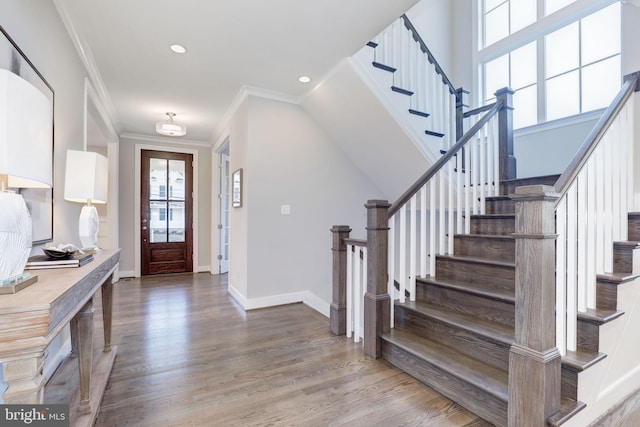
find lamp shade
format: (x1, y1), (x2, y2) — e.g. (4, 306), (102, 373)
(64, 150), (108, 204)
(0, 69), (53, 188)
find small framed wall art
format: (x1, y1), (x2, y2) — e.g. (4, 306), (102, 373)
(232, 168), (243, 208)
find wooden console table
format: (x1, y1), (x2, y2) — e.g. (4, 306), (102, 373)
(0, 249), (120, 426)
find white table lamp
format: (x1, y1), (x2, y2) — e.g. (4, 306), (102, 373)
(64, 150), (108, 249)
(0, 69), (53, 285)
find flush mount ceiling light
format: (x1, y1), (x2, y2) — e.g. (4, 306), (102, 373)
(170, 44), (187, 54)
(156, 112), (186, 137)
(298, 75), (311, 83)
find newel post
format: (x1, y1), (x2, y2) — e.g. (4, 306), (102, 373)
(455, 87), (470, 141)
(330, 225), (351, 335)
(363, 200), (391, 358)
(508, 185), (561, 426)
(496, 87), (517, 181)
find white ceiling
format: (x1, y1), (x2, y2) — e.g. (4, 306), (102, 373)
(57, 0), (418, 143)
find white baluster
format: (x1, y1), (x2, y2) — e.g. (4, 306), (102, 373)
(399, 204), (407, 303)
(586, 159), (596, 309)
(479, 121), (487, 214)
(465, 139), (471, 234)
(421, 185), (428, 277)
(439, 168), (446, 256)
(604, 132), (613, 273)
(577, 171), (587, 313)
(353, 245), (361, 343)
(596, 144), (605, 276)
(448, 157), (455, 254)
(410, 195), (417, 301)
(493, 115), (500, 197)
(361, 247), (368, 342)
(346, 244), (353, 339)
(566, 183), (578, 352)
(388, 215), (395, 329)
(430, 178), (437, 276)
(556, 198), (567, 356)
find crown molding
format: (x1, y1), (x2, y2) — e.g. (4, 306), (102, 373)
(119, 132), (212, 148)
(210, 85), (301, 145)
(53, 0), (119, 135)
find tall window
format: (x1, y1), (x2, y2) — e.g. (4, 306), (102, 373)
(480, 0), (621, 128)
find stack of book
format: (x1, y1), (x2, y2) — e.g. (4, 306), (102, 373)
(25, 253), (94, 270)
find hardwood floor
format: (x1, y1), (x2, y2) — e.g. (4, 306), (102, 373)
(60, 273), (493, 426)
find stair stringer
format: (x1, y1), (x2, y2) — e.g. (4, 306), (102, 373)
(351, 45), (447, 162)
(300, 58), (436, 199)
(561, 275), (640, 427)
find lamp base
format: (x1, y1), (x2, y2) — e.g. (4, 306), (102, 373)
(79, 205), (99, 249)
(0, 273), (37, 294)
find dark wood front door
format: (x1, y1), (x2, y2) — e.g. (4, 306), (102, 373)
(141, 150), (193, 275)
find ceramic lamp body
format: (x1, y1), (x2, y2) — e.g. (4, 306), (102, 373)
(0, 192), (32, 280)
(79, 204), (99, 249)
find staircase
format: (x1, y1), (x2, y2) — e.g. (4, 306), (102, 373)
(381, 176), (639, 426)
(331, 13), (640, 426)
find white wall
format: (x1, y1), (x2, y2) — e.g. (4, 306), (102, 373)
(0, 0), (96, 400)
(227, 93), (384, 313)
(514, 116), (599, 178)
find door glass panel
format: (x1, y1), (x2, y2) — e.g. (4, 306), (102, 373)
(169, 160), (185, 201)
(169, 201), (185, 242)
(150, 158), (167, 200)
(150, 200), (168, 243)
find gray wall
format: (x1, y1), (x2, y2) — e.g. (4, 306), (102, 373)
(228, 94), (384, 307)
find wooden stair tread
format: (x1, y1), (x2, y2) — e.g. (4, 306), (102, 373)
(578, 308), (624, 325)
(381, 328), (508, 401)
(613, 240), (640, 248)
(454, 233), (515, 241)
(417, 276), (515, 304)
(547, 397), (587, 427)
(470, 213), (515, 219)
(597, 271), (640, 284)
(371, 61), (396, 73)
(562, 349), (607, 372)
(437, 254), (515, 269)
(399, 300), (515, 344)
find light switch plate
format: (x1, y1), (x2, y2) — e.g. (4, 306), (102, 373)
(281, 204), (291, 215)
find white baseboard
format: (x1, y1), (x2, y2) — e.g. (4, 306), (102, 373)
(228, 282), (329, 317)
(44, 335), (72, 383)
(197, 265), (211, 273)
(118, 270), (135, 278)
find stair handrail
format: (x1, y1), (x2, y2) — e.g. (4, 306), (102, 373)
(389, 100), (502, 216)
(400, 14), (458, 99)
(554, 73), (640, 199)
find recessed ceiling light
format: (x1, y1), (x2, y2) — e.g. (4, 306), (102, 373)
(298, 76), (311, 83)
(170, 44), (187, 54)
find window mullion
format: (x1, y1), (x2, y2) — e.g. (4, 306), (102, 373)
(537, 35), (546, 123)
